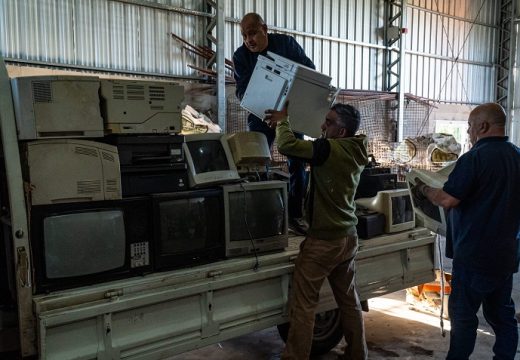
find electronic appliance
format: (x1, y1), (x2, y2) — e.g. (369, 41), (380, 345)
(30, 197), (153, 293)
(222, 180), (288, 257)
(406, 163), (455, 236)
(355, 189), (415, 233)
(240, 52), (332, 138)
(355, 167), (397, 199)
(183, 133), (240, 188)
(26, 139), (122, 205)
(226, 131), (271, 172)
(152, 189), (225, 271)
(99, 79), (184, 134)
(103, 134), (188, 196)
(355, 210), (385, 239)
(10, 75), (104, 140)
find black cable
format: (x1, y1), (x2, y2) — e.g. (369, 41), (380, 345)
(240, 183), (260, 271)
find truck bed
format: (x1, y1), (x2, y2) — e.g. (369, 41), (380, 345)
(31, 228), (434, 359)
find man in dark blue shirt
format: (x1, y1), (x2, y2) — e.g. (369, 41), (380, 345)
(414, 103), (520, 360)
(233, 13), (315, 235)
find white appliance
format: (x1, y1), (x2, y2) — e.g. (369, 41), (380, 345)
(100, 79), (184, 134)
(240, 52), (332, 138)
(11, 76), (104, 140)
(27, 139), (122, 205)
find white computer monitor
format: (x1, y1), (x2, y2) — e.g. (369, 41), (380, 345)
(183, 133), (240, 188)
(405, 163), (455, 236)
(355, 189), (416, 233)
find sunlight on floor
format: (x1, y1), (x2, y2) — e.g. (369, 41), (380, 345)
(368, 296), (451, 330)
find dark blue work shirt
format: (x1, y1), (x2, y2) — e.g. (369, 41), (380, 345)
(443, 136), (520, 275)
(233, 33), (315, 100)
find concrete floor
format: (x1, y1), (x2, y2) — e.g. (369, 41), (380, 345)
(172, 272), (520, 360)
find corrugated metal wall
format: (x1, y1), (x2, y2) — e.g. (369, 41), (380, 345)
(405, 0), (498, 104)
(0, 0), (209, 78)
(0, 0), (501, 104)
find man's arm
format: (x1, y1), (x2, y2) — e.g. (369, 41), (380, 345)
(415, 180), (460, 209)
(232, 51), (251, 100)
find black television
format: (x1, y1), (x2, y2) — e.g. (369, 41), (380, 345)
(152, 188), (225, 271)
(30, 197), (153, 293)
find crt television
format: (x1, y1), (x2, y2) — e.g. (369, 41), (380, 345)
(10, 75), (104, 140)
(355, 189), (415, 233)
(226, 131), (271, 172)
(183, 133), (240, 188)
(26, 139), (122, 205)
(152, 188), (225, 271)
(406, 163), (455, 236)
(222, 180), (288, 257)
(30, 197), (153, 293)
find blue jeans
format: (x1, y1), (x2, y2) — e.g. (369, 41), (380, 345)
(248, 115), (307, 219)
(446, 264), (518, 360)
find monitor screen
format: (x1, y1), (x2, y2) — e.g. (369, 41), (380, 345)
(355, 189), (415, 233)
(183, 133), (240, 188)
(223, 181), (288, 257)
(153, 189), (225, 270)
(44, 210), (125, 278)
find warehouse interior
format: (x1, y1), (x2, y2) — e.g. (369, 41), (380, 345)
(0, 0), (519, 359)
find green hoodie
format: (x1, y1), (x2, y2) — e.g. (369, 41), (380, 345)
(276, 117), (369, 240)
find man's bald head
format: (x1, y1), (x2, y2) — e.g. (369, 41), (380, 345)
(467, 103), (507, 145)
(239, 13), (268, 53)
(240, 13), (265, 28)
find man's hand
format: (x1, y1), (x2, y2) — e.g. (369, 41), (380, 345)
(264, 101), (289, 129)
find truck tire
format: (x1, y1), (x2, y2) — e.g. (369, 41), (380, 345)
(276, 308), (343, 355)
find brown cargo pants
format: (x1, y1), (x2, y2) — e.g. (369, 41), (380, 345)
(282, 232), (368, 360)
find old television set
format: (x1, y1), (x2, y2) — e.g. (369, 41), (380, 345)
(10, 75), (104, 140)
(99, 79), (184, 134)
(30, 197), (153, 293)
(226, 131), (271, 172)
(240, 52), (332, 138)
(152, 189), (225, 271)
(406, 163), (455, 236)
(222, 181), (288, 257)
(183, 133), (240, 188)
(355, 189), (415, 233)
(25, 139), (122, 205)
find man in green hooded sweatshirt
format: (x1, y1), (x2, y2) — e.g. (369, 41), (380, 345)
(264, 102), (369, 360)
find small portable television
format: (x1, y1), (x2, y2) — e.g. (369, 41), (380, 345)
(355, 189), (415, 234)
(183, 133), (240, 188)
(406, 163), (455, 236)
(30, 197), (153, 293)
(152, 188), (225, 271)
(222, 180), (288, 257)
(226, 131), (271, 172)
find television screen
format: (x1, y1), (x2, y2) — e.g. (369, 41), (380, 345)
(223, 181), (288, 257)
(44, 210), (125, 278)
(153, 189), (225, 271)
(390, 195), (414, 226)
(183, 133), (240, 188)
(30, 197), (153, 293)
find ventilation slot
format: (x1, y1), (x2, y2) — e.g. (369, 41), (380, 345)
(150, 105), (164, 110)
(74, 146), (99, 158)
(105, 179), (119, 193)
(32, 82), (53, 103)
(126, 85), (145, 100)
(112, 85), (125, 100)
(149, 86), (166, 101)
(77, 180), (102, 194)
(102, 152), (115, 162)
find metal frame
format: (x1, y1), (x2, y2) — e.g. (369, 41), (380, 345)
(205, 0), (226, 132)
(383, 0), (407, 141)
(496, 0), (516, 135)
